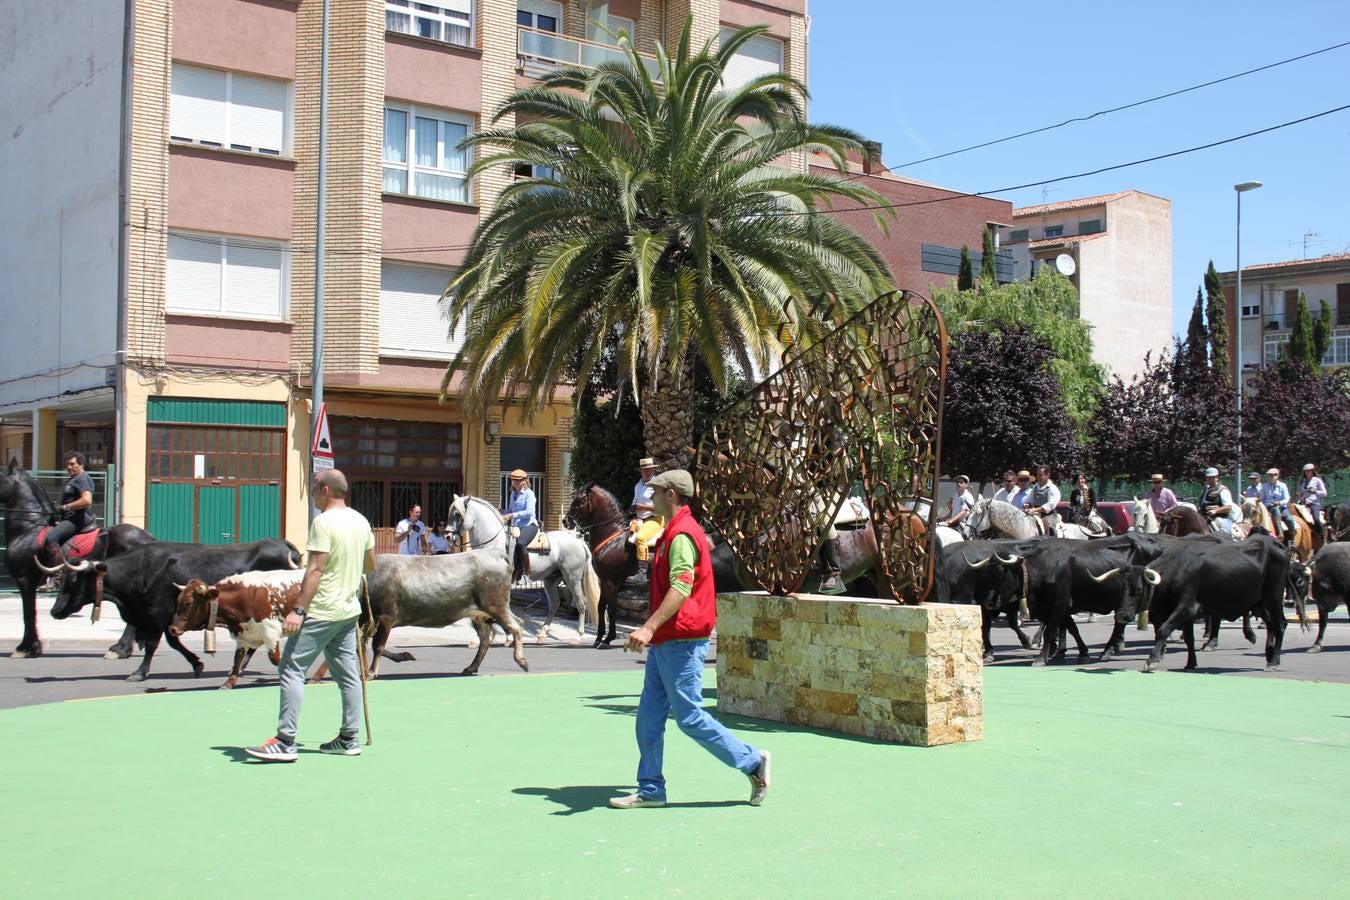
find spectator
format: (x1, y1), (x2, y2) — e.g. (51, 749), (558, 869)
(394, 504), (426, 555)
(427, 521), (452, 554)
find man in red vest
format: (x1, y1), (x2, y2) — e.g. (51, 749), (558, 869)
(610, 469), (771, 809)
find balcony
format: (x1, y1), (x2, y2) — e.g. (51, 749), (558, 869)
(1257, 308), (1350, 331)
(1262, 326), (1350, 367)
(517, 26), (661, 80)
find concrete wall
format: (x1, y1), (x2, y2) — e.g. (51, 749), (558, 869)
(0, 0), (125, 410)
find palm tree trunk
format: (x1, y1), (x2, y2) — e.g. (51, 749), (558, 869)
(640, 355), (697, 469)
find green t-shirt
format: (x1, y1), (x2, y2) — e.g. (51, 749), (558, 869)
(667, 533), (697, 598)
(306, 506), (374, 622)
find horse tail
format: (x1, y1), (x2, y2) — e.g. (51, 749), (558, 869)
(580, 543), (601, 625)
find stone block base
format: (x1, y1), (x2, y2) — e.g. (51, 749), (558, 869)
(715, 594), (983, 746)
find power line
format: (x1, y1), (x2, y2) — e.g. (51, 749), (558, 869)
(889, 38), (1350, 170)
(804, 102), (1350, 219)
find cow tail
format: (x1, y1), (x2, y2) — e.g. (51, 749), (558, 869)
(1018, 560), (1029, 617)
(1294, 568), (1309, 634)
(581, 543), (601, 625)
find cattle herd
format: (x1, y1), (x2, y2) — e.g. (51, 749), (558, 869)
(22, 518), (1350, 687)
(936, 531), (1350, 672)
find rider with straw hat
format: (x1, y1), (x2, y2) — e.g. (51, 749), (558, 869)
(501, 469), (538, 579)
(628, 458), (665, 563)
(1299, 463), (1327, 538)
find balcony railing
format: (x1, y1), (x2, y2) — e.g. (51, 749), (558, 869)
(518, 26), (661, 80)
(1255, 307), (1350, 330)
(1263, 326), (1350, 367)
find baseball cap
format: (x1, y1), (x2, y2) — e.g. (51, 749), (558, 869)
(1203, 467), (1219, 477)
(1303, 463), (1315, 471)
(1266, 468), (1280, 476)
(647, 469), (695, 497)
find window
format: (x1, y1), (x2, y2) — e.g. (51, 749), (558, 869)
(386, 0), (473, 46)
(588, 12), (634, 44)
(166, 232), (289, 320)
(380, 262), (464, 359)
(383, 104), (472, 202)
(516, 0), (560, 32)
(147, 425), (284, 482)
(513, 162), (557, 181)
(1008, 229), (1029, 243)
(719, 26), (784, 90)
(170, 64), (290, 155)
(1337, 283), (1350, 326)
(1043, 225), (1064, 238)
(1078, 219), (1102, 235)
(1241, 304), (1259, 318)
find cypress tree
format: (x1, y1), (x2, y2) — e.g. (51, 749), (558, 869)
(1286, 293), (1316, 370)
(1204, 260), (1230, 384)
(957, 245), (974, 291)
(1313, 300), (1333, 365)
(980, 228), (998, 284)
(1185, 287), (1207, 352)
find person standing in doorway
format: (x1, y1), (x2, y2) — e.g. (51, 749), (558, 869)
(246, 468), (375, 762)
(394, 504), (426, 555)
(42, 451), (95, 565)
(610, 469), (771, 809)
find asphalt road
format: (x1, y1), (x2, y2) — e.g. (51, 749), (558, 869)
(4, 609), (1348, 709)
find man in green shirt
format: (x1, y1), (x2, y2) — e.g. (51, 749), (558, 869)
(247, 468), (375, 762)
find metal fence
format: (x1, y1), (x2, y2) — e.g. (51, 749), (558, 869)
(0, 467), (117, 591)
(1095, 469), (1349, 506)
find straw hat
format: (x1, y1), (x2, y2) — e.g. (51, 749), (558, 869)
(639, 457), (656, 469)
(509, 468), (528, 480)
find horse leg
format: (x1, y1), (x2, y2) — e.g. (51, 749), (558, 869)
(536, 579), (561, 644)
(595, 581), (618, 648)
(476, 580), (529, 674)
(462, 616), (494, 675)
(164, 630), (204, 677)
(12, 576), (42, 658)
(105, 623), (137, 660)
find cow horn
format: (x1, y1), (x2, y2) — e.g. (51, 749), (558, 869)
(1143, 568), (1161, 586)
(173, 582), (188, 592)
(35, 556), (66, 574)
(287, 553), (301, 570)
(996, 553), (1021, 565)
(1088, 567), (1121, 583)
(962, 554), (992, 569)
(65, 558), (90, 572)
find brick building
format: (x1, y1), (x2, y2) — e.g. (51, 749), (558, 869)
(1, 0), (811, 547)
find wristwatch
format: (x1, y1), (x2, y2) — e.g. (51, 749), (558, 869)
(293, 606), (307, 617)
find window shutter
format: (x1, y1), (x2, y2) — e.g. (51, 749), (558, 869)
(720, 28), (784, 90)
(228, 73), (289, 153)
(223, 242), (286, 318)
(166, 234), (223, 313)
(380, 264), (463, 358)
(170, 64), (227, 145)
(518, 0), (563, 19)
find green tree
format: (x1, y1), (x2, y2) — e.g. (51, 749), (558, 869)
(956, 245), (974, 291)
(931, 268), (1104, 430)
(1185, 287), (1207, 354)
(1313, 299), (1333, 365)
(1286, 293), (1317, 370)
(445, 23), (894, 467)
(979, 228), (998, 285)
(1204, 260), (1230, 384)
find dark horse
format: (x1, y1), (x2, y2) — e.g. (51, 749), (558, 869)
(1, 459), (153, 657)
(564, 483), (638, 648)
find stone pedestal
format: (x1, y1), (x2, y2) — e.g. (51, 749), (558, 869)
(715, 594), (983, 746)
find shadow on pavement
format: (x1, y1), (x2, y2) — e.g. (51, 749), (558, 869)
(211, 745), (257, 764)
(513, 785), (632, 815)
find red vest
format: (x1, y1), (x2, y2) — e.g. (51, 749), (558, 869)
(649, 504), (717, 646)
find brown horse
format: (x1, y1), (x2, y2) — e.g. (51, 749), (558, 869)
(1158, 505), (1212, 537)
(564, 483), (639, 648)
(1243, 498), (1315, 563)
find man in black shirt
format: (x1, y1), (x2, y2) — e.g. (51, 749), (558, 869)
(43, 451), (95, 563)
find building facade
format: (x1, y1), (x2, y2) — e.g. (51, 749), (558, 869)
(1, 0), (810, 547)
(1219, 251), (1350, 387)
(998, 190), (1172, 382)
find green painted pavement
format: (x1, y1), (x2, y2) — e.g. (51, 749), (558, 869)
(1, 667), (1347, 898)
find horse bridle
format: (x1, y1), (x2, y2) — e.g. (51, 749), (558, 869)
(450, 496), (509, 552)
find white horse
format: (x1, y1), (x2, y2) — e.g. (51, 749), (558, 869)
(934, 525), (965, 547)
(1131, 497), (1159, 534)
(965, 497), (1039, 540)
(447, 494), (601, 644)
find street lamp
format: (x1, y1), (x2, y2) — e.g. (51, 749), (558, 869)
(1233, 180), (1262, 494)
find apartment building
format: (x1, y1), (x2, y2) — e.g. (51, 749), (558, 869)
(1218, 251), (1350, 387)
(998, 190), (1172, 382)
(0, 0), (810, 547)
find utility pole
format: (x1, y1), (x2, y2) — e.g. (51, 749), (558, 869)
(310, 0), (331, 521)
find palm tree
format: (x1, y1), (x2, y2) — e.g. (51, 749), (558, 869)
(444, 21), (894, 466)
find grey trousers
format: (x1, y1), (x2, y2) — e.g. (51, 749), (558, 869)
(276, 615), (363, 743)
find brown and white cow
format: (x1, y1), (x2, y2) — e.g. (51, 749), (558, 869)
(169, 570), (306, 688)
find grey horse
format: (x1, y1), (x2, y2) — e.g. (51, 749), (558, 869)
(447, 494), (600, 644)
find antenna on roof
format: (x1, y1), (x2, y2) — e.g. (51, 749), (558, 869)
(1040, 184), (1056, 203)
(1289, 230), (1328, 258)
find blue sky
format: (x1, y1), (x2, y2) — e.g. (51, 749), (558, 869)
(805, 0), (1350, 337)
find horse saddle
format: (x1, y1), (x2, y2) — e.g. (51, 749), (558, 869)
(1292, 503), (1319, 525)
(834, 497), (870, 530)
(37, 525), (101, 560)
(527, 531), (551, 553)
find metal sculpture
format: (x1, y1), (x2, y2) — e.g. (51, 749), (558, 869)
(695, 290), (948, 603)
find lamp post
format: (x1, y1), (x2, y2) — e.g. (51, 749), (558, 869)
(1233, 180), (1262, 494)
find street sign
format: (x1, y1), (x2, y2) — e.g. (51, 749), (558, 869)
(312, 402), (334, 471)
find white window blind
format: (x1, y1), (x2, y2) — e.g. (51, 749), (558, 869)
(167, 232), (288, 320)
(719, 27), (784, 90)
(386, 0), (473, 47)
(380, 263), (464, 359)
(382, 103), (472, 202)
(170, 64), (290, 155)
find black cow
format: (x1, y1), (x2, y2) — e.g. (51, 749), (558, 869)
(1139, 536), (1296, 672)
(52, 539), (301, 681)
(935, 539), (1041, 662)
(1308, 543), (1350, 653)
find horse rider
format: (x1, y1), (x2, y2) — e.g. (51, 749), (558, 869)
(992, 470), (1018, 504)
(500, 469), (539, 579)
(1260, 467), (1298, 545)
(1242, 471), (1261, 500)
(1067, 473), (1107, 535)
(628, 457), (664, 563)
(1198, 467), (1237, 536)
(42, 450), (95, 566)
(908, 473), (932, 520)
(1145, 474), (1178, 515)
(1022, 466), (1061, 530)
(940, 475), (976, 537)
(1009, 470), (1033, 509)
(1299, 463), (1327, 538)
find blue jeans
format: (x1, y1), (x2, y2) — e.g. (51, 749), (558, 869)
(635, 639), (760, 801)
